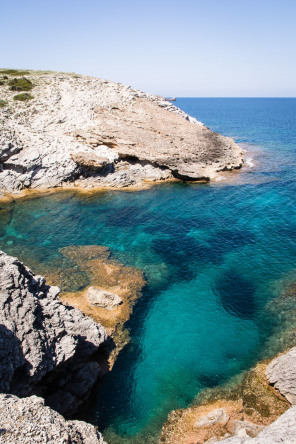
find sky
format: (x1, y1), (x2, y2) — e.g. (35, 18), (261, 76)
(1, 0), (296, 96)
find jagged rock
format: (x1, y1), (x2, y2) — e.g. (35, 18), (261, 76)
(0, 393), (106, 444)
(265, 347), (296, 404)
(86, 286), (123, 309)
(0, 72), (243, 194)
(0, 250), (108, 416)
(215, 406), (296, 443)
(195, 408), (229, 427)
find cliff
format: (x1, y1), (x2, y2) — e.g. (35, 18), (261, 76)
(0, 394), (106, 444)
(0, 70), (243, 195)
(0, 250), (108, 417)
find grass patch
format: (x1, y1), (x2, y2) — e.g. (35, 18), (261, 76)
(0, 69), (31, 76)
(9, 77), (34, 92)
(0, 99), (8, 108)
(13, 93), (34, 102)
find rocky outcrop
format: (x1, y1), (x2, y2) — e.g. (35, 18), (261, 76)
(265, 347), (296, 405)
(216, 406), (296, 443)
(0, 250), (108, 416)
(0, 71), (243, 195)
(0, 394), (106, 444)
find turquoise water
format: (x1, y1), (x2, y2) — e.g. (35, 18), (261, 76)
(1, 98), (296, 442)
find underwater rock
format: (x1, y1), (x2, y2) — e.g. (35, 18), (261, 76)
(86, 286), (123, 309)
(0, 250), (108, 416)
(0, 393), (106, 444)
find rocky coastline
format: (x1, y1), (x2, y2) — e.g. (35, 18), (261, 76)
(0, 250), (108, 442)
(0, 69), (243, 197)
(1, 70), (295, 443)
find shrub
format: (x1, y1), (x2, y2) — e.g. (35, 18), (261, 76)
(9, 77), (33, 91)
(0, 81), (5, 85)
(0, 69), (30, 76)
(0, 99), (7, 107)
(13, 93), (34, 101)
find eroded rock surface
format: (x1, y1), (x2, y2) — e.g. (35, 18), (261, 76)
(86, 286), (123, 309)
(0, 250), (108, 416)
(0, 71), (243, 195)
(216, 406), (296, 443)
(266, 347), (296, 405)
(0, 394), (106, 444)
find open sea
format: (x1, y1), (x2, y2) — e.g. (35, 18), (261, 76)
(1, 98), (296, 442)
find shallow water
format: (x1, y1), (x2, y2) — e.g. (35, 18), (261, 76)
(1, 98), (296, 442)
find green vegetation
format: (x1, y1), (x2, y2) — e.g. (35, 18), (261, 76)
(0, 99), (8, 108)
(9, 77), (34, 92)
(13, 93), (34, 101)
(0, 80), (5, 85)
(0, 69), (31, 76)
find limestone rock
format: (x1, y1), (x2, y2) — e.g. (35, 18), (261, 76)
(195, 408), (229, 427)
(0, 72), (243, 194)
(0, 393), (106, 444)
(215, 406), (296, 443)
(0, 250), (108, 416)
(70, 152), (111, 169)
(266, 347), (296, 404)
(230, 420), (265, 438)
(86, 286), (123, 309)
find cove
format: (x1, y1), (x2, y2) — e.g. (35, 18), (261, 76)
(1, 98), (296, 443)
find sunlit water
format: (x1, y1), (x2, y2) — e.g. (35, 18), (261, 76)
(1, 98), (296, 443)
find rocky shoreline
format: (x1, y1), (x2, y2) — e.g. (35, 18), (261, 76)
(0, 70), (295, 443)
(0, 250), (108, 442)
(1, 249), (296, 443)
(0, 70), (243, 197)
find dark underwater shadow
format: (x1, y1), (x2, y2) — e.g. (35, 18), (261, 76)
(214, 268), (257, 320)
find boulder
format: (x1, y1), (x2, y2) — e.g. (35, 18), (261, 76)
(86, 286), (123, 309)
(195, 408), (229, 428)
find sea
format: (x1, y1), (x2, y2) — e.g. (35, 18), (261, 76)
(1, 98), (296, 443)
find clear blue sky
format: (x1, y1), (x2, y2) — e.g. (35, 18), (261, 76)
(1, 0), (295, 96)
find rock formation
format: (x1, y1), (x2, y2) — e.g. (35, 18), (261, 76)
(215, 406), (296, 443)
(0, 394), (106, 444)
(265, 347), (296, 405)
(161, 348), (296, 443)
(86, 287), (123, 309)
(0, 250), (108, 417)
(0, 70), (243, 195)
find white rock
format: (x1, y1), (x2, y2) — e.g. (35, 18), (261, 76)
(87, 286), (123, 309)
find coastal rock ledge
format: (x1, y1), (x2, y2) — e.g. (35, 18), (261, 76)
(0, 394), (106, 444)
(0, 249), (109, 429)
(0, 70), (243, 195)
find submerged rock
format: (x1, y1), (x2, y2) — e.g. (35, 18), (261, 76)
(0, 250), (108, 416)
(0, 393), (106, 444)
(86, 286), (123, 309)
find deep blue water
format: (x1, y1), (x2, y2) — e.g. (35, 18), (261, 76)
(1, 98), (296, 443)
